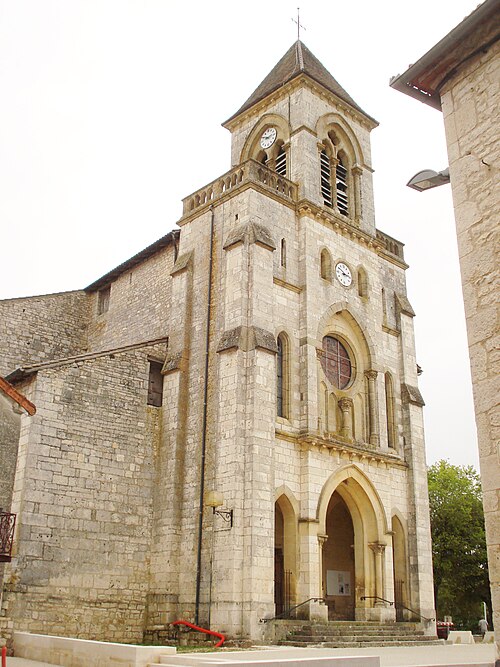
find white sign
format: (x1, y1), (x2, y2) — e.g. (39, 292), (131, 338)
(327, 570), (351, 596)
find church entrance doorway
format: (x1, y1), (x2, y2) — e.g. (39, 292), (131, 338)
(322, 491), (355, 620)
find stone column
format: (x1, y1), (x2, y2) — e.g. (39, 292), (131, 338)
(369, 542), (386, 604)
(365, 370), (380, 446)
(318, 534), (328, 598)
(331, 157), (339, 214)
(338, 397), (353, 440)
(353, 165), (363, 224)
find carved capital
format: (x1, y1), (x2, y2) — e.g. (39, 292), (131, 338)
(318, 533), (328, 548)
(365, 369), (378, 381)
(369, 542), (386, 555)
(338, 397), (353, 412)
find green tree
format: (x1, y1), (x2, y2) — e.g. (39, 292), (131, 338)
(427, 460), (490, 630)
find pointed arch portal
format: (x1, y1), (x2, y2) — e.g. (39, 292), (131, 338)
(318, 466), (389, 620)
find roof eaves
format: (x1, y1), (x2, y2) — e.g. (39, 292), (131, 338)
(390, 0), (500, 109)
(84, 229), (180, 292)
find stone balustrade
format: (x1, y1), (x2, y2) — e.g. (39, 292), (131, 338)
(182, 159), (298, 216)
(376, 230), (405, 261)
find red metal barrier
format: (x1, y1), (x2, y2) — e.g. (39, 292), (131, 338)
(2, 645), (6, 667)
(172, 619), (226, 648)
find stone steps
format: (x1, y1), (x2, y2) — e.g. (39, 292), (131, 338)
(277, 621), (441, 649)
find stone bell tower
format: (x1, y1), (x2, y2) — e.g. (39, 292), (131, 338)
(148, 39), (434, 641)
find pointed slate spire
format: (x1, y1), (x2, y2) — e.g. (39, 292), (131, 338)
(225, 41), (376, 125)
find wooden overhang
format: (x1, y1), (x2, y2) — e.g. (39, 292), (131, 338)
(0, 376), (36, 415)
(390, 0), (500, 110)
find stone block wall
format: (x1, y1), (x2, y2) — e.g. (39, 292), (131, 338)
(86, 245), (175, 352)
(1, 342), (165, 642)
(0, 395), (21, 513)
(0, 291), (89, 376)
(441, 37), (499, 644)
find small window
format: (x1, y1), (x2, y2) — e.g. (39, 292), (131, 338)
(358, 267), (368, 298)
(276, 333), (290, 419)
(385, 372), (396, 448)
(280, 238), (286, 267)
(97, 286), (110, 315)
(147, 361), (164, 407)
(320, 249), (332, 281)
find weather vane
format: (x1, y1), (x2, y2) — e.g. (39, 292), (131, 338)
(292, 8), (306, 41)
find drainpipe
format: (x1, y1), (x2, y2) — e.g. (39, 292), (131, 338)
(195, 205), (215, 626)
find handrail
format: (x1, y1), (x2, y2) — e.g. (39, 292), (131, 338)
(260, 597), (325, 623)
(360, 596), (435, 622)
(360, 595), (394, 606)
(171, 619), (226, 648)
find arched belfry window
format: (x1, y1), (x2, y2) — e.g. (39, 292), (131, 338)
(277, 333), (290, 419)
(319, 128), (355, 218)
(336, 155), (349, 216)
(321, 336), (353, 389)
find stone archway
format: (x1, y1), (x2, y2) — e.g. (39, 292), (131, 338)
(274, 493), (298, 615)
(392, 514), (409, 621)
(317, 466), (391, 621)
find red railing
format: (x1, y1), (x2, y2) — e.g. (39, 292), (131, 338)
(172, 619), (226, 648)
(2, 645), (7, 667)
(0, 512), (16, 563)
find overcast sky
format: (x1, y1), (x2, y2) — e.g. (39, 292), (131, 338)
(0, 0), (481, 468)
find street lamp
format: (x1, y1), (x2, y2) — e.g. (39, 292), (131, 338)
(406, 168), (450, 192)
(205, 491), (233, 528)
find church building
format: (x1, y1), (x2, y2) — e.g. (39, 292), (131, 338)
(0, 41), (435, 643)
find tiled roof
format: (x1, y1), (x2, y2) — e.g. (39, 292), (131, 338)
(225, 41), (376, 124)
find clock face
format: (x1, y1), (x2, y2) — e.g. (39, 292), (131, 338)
(335, 262), (352, 287)
(260, 127), (277, 149)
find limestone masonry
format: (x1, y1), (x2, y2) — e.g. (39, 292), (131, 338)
(0, 41), (435, 643)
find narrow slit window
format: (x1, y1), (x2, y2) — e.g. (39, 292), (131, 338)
(147, 361), (164, 407)
(280, 238), (286, 267)
(276, 333), (290, 419)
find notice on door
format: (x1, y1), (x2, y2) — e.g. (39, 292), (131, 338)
(327, 570), (351, 596)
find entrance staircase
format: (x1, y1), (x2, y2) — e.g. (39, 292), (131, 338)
(276, 620), (443, 648)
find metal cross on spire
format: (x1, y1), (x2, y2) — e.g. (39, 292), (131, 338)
(292, 7), (306, 41)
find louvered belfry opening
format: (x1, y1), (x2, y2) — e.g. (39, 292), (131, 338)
(320, 150), (333, 207)
(275, 145), (287, 176)
(336, 157), (349, 216)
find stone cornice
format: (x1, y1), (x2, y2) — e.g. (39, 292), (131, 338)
(275, 429), (408, 468)
(382, 324), (400, 337)
(273, 277), (302, 293)
(223, 74), (378, 133)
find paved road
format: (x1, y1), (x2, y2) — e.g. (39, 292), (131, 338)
(4, 643), (497, 666)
